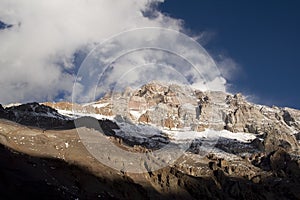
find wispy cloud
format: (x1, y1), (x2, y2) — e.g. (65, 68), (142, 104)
(0, 0), (232, 104)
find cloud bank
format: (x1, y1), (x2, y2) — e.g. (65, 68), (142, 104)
(0, 0), (229, 104)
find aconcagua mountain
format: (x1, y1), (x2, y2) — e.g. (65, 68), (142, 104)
(0, 82), (299, 199)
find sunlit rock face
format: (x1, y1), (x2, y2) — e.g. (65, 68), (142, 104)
(108, 83), (300, 152)
(1, 82), (300, 199)
(41, 82), (300, 154)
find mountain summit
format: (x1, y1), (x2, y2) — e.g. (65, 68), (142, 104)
(0, 82), (300, 199)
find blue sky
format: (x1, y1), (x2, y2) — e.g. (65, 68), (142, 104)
(160, 0), (300, 109)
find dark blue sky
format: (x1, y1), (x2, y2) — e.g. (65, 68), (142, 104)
(160, 0), (300, 109)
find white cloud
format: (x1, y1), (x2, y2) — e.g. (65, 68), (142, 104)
(217, 55), (241, 81)
(0, 0), (228, 104)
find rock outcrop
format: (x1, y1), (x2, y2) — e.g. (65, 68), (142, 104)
(83, 82), (300, 154)
(1, 82), (299, 199)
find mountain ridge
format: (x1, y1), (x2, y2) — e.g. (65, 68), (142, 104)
(0, 82), (300, 199)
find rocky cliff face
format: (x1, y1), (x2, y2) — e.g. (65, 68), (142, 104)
(0, 82), (300, 199)
(48, 82), (299, 154)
